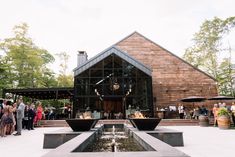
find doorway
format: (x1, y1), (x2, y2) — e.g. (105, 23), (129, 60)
(102, 98), (123, 119)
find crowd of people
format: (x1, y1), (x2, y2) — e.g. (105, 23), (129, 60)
(43, 105), (72, 120)
(0, 97), (44, 137)
(177, 102), (235, 126)
(1, 96), (235, 137)
(212, 102), (235, 127)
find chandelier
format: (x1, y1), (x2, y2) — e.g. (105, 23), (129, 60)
(110, 77), (120, 91)
(112, 82), (120, 91)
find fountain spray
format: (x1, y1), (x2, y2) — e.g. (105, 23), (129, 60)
(111, 125), (117, 152)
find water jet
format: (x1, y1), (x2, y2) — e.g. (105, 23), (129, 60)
(43, 120), (189, 157)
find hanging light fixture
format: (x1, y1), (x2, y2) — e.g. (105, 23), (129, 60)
(113, 82), (120, 90)
(110, 77), (120, 91)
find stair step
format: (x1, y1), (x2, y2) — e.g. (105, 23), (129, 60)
(39, 119), (203, 127)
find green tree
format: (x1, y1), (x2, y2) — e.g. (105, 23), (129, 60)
(41, 67), (58, 87)
(0, 23), (55, 89)
(56, 52), (74, 87)
(217, 58), (233, 96)
(183, 17), (235, 96)
(0, 56), (10, 96)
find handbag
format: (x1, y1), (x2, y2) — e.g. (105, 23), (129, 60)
(5, 117), (13, 124)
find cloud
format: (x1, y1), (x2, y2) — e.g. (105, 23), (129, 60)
(0, 0), (234, 73)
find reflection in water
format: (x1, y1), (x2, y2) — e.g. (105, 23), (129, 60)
(82, 126), (146, 152)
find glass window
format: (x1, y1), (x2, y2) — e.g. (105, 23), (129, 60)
(104, 55), (113, 69)
(74, 54), (153, 117)
(90, 69), (103, 78)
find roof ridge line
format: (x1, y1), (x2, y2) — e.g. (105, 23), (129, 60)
(115, 31), (217, 81)
(113, 46), (152, 71)
(74, 46), (152, 76)
(73, 45), (114, 72)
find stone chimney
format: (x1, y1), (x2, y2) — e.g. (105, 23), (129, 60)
(77, 51), (88, 66)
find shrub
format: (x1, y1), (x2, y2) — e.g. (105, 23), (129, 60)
(217, 108), (230, 117)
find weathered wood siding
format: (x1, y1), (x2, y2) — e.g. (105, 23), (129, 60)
(116, 32), (218, 112)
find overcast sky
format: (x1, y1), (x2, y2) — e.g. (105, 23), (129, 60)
(0, 0), (234, 74)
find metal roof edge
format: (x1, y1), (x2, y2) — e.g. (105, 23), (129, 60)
(74, 46), (152, 77)
(113, 46), (152, 71)
(73, 45), (115, 72)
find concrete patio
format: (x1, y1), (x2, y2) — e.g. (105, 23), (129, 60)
(0, 126), (234, 157)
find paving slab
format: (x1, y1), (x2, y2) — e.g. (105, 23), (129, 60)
(165, 126), (235, 157)
(0, 127), (62, 157)
(0, 126), (235, 157)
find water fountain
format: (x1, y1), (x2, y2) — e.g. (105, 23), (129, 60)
(43, 121), (189, 157)
(111, 125), (117, 152)
(43, 108), (189, 157)
(80, 124), (146, 152)
(112, 125), (115, 135)
(111, 138), (116, 152)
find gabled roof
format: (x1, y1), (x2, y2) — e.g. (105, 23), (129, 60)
(74, 46), (152, 77)
(114, 31), (217, 81)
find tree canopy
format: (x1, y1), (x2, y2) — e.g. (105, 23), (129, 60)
(56, 52), (74, 87)
(183, 17), (235, 96)
(0, 23), (57, 95)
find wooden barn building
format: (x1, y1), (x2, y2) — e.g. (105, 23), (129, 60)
(73, 32), (218, 118)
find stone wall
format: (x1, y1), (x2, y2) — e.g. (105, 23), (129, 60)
(116, 32), (218, 113)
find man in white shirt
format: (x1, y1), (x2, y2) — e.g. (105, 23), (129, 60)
(178, 104), (184, 119)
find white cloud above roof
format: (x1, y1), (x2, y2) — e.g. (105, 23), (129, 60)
(0, 0), (234, 74)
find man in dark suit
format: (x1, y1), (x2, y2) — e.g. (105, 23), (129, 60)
(28, 104), (36, 130)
